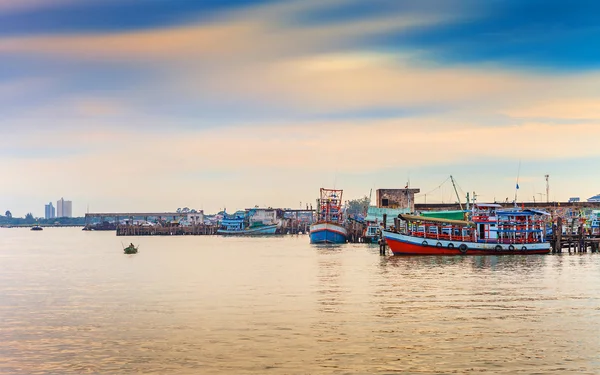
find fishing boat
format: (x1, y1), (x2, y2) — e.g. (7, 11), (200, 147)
(123, 243), (138, 254)
(362, 223), (381, 243)
(217, 211), (278, 235)
(30, 225), (43, 231)
(382, 203), (551, 255)
(309, 188), (347, 244)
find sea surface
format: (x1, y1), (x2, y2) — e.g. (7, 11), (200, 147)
(1, 228), (600, 374)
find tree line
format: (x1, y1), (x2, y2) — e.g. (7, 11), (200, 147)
(0, 211), (86, 226)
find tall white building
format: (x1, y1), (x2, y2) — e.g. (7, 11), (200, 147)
(45, 202), (55, 219)
(57, 198), (73, 218)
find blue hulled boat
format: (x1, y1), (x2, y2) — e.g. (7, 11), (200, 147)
(309, 188), (347, 244)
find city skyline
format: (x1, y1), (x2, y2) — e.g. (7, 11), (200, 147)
(56, 197), (72, 218)
(44, 202), (55, 219)
(2, 0), (600, 217)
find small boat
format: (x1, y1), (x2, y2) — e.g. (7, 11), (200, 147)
(309, 188), (347, 244)
(123, 243), (138, 254)
(382, 203), (551, 255)
(362, 223), (381, 243)
(30, 225), (43, 231)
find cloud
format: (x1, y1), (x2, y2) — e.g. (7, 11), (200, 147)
(3, 0), (599, 123)
(5, 116), (600, 171)
(0, 1), (475, 120)
(0, 0), (76, 14)
(3, 116), (600, 215)
(505, 98), (600, 121)
(0, 9), (449, 63)
(0, 77), (53, 100)
(3, 0), (600, 215)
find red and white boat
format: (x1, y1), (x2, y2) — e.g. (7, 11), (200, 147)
(382, 204), (550, 255)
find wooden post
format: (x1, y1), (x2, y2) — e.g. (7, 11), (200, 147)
(579, 224), (584, 252)
(556, 217), (562, 253)
(379, 236), (386, 255)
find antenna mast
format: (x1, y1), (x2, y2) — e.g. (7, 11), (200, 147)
(450, 175), (464, 210)
(545, 174), (549, 203)
(514, 160), (522, 206)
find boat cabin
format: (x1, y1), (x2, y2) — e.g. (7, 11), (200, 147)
(494, 209), (547, 244)
(316, 188), (344, 223)
(365, 224), (379, 237)
(399, 205), (548, 244)
(219, 217), (247, 231)
(471, 203), (501, 242)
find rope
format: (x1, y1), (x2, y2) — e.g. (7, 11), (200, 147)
(415, 176), (451, 198)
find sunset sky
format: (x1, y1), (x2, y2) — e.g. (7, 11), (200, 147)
(2, 0), (599, 217)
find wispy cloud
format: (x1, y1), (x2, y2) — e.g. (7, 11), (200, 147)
(505, 98), (600, 121)
(2, 0), (600, 214)
(3, 116), (600, 215)
(3, 0), (600, 122)
(0, 0), (77, 14)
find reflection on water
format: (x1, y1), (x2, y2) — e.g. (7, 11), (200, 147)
(2, 228), (600, 374)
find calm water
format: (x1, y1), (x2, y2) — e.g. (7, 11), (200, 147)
(1, 228), (600, 374)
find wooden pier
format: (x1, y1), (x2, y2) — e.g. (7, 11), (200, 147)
(116, 224), (217, 236)
(550, 217), (600, 253)
(345, 219), (366, 243)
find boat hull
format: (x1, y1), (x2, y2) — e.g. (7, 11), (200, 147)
(310, 222), (347, 244)
(382, 230), (550, 255)
(217, 224), (278, 235)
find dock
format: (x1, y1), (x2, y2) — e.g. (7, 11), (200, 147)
(116, 224), (217, 236)
(550, 217), (600, 253)
(86, 210), (314, 236)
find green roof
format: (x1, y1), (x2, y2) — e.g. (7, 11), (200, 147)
(419, 210), (466, 221)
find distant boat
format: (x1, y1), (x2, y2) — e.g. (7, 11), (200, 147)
(217, 212), (278, 235)
(30, 225), (43, 231)
(309, 188), (347, 244)
(123, 243), (138, 254)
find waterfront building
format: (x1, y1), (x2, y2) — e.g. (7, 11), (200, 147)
(246, 207), (281, 226)
(57, 198), (73, 218)
(44, 202), (56, 219)
(376, 188), (421, 212)
(588, 194), (600, 202)
(186, 211), (204, 225)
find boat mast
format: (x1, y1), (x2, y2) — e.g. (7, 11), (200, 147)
(450, 175), (464, 210)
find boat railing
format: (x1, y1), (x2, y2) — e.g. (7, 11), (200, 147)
(404, 220), (546, 244)
(406, 228), (475, 242)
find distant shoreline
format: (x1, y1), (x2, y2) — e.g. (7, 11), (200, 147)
(0, 224), (84, 228)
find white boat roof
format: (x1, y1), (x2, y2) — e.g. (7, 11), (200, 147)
(475, 203), (502, 208)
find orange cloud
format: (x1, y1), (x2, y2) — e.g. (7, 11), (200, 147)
(5, 117), (599, 172)
(505, 98), (600, 120)
(4, 0), (597, 118)
(2, 117), (599, 213)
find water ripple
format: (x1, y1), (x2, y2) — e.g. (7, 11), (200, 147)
(1, 229), (600, 374)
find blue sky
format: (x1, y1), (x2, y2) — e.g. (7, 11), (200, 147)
(1, 0), (599, 216)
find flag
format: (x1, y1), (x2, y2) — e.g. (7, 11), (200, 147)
(516, 183), (520, 189)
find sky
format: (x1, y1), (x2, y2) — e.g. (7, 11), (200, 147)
(2, 0), (600, 217)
